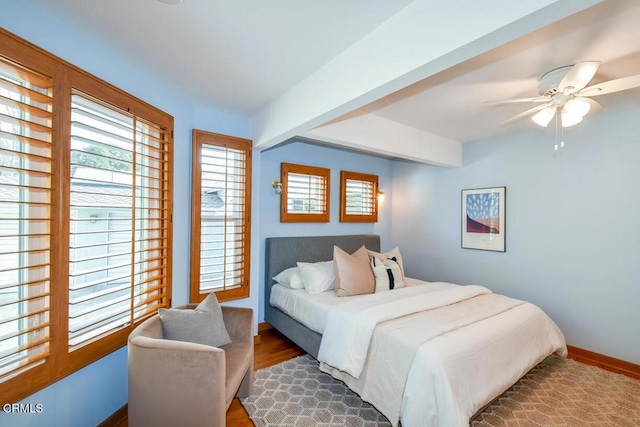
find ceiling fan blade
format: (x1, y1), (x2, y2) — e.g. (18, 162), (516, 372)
(558, 61), (600, 94)
(501, 102), (553, 125)
(577, 74), (640, 97)
(483, 96), (548, 106)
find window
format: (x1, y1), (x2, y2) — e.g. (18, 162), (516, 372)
(280, 162), (330, 222)
(339, 171), (378, 222)
(190, 130), (251, 303)
(68, 93), (171, 350)
(0, 29), (173, 404)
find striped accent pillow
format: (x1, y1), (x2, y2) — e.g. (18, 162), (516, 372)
(371, 256), (405, 293)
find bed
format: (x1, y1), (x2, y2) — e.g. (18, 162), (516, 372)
(264, 234), (566, 426)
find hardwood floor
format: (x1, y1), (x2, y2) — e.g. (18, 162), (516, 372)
(114, 327), (304, 427)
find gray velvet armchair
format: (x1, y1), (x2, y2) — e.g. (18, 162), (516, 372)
(128, 306), (254, 427)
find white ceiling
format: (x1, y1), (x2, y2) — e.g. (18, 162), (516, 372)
(34, 0), (414, 114)
(32, 0), (640, 157)
(360, 0), (640, 144)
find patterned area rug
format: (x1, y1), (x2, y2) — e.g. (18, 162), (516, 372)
(241, 355), (389, 426)
(241, 354), (640, 427)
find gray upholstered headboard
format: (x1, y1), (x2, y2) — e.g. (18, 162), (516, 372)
(264, 234), (380, 353)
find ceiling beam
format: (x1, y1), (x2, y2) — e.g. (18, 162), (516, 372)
(251, 0), (604, 152)
(303, 112), (462, 167)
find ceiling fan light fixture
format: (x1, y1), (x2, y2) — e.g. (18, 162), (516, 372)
(561, 108), (584, 127)
(563, 98), (591, 118)
(531, 107), (555, 127)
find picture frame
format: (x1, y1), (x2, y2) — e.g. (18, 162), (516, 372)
(461, 187), (506, 252)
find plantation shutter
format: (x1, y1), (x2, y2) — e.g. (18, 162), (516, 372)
(68, 92), (170, 349)
(286, 173), (327, 214)
(132, 119), (171, 319)
(339, 171), (378, 223)
(0, 57), (53, 379)
(280, 163), (330, 222)
(345, 179), (375, 215)
(197, 143), (248, 294)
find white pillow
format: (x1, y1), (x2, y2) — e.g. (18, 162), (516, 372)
(367, 247), (405, 278)
(371, 256), (405, 293)
(297, 260), (335, 294)
(272, 267), (304, 289)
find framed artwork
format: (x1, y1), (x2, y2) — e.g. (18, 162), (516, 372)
(461, 187), (506, 252)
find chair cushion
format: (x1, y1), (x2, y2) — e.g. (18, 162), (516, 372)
(158, 292), (231, 347)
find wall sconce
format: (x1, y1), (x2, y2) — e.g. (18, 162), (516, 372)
(377, 191), (385, 203)
(89, 215), (98, 223)
(272, 180), (282, 195)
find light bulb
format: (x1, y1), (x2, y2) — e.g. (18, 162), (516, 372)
(561, 108), (583, 127)
(531, 107), (556, 127)
(564, 98), (591, 118)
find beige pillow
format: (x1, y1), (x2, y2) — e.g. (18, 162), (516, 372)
(367, 247), (405, 278)
(371, 256), (405, 292)
(333, 245), (374, 297)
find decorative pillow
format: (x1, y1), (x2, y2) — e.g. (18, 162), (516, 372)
(273, 266), (304, 289)
(367, 247), (406, 278)
(371, 256), (405, 293)
(158, 292), (231, 347)
(297, 260), (335, 294)
(333, 245), (375, 297)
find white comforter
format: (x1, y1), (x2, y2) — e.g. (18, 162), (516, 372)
(317, 282), (567, 427)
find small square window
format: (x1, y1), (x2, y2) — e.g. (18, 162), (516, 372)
(340, 171), (378, 223)
(281, 163), (330, 222)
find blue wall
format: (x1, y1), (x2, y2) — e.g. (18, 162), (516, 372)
(0, 2), (251, 426)
(259, 141), (394, 321)
(391, 107), (640, 364)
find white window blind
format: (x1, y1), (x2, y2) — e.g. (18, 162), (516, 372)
(339, 171), (378, 223)
(345, 178), (376, 215)
(68, 93), (170, 349)
(0, 57), (53, 380)
(280, 163), (330, 223)
(197, 143), (248, 294)
(286, 172), (327, 215)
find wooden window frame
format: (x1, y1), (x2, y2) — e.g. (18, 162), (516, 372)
(280, 162), (330, 223)
(190, 130), (252, 303)
(339, 171), (378, 223)
(0, 28), (173, 404)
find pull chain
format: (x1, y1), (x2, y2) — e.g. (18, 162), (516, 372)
(554, 108), (559, 151)
(554, 107), (566, 152)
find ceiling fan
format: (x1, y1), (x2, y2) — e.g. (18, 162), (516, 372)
(486, 61), (640, 128)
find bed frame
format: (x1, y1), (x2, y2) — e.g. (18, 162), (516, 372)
(264, 234), (380, 358)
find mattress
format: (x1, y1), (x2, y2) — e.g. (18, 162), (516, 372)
(269, 277), (438, 334)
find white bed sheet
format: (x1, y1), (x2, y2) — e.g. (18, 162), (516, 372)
(269, 277), (431, 334)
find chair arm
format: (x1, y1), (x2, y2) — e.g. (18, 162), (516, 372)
(222, 306), (254, 344)
(128, 336), (226, 427)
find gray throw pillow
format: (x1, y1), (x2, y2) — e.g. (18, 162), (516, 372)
(158, 292), (232, 347)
